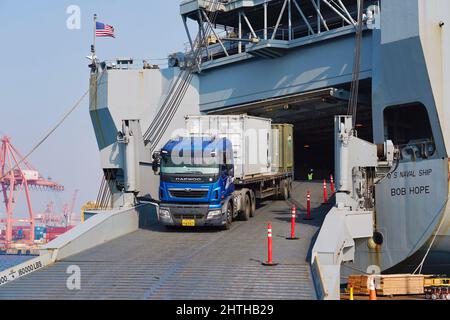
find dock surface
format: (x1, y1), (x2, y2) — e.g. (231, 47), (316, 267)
(0, 182), (330, 300)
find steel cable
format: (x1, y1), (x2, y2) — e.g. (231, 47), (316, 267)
(143, 1), (221, 146)
(347, 0), (364, 128)
(0, 71), (106, 182)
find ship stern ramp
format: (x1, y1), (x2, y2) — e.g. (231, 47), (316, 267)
(0, 182), (323, 300)
(0, 204), (155, 289)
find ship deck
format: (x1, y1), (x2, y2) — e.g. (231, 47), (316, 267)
(0, 182), (330, 300)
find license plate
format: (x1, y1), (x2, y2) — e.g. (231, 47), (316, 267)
(182, 219), (196, 227)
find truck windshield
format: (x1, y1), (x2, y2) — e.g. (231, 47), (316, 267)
(161, 157), (220, 176)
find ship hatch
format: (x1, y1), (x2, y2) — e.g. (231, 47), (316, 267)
(208, 80), (373, 180)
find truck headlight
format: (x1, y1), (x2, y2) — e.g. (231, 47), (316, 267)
(159, 209), (171, 219)
(207, 210), (223, 220)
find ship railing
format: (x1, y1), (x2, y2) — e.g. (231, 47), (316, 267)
(99, 58), (167, 71)
(183, 15), (364, 62)
(195, 0), (233, 12)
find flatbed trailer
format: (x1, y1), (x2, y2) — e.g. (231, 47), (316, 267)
(235, 171), (294, 201)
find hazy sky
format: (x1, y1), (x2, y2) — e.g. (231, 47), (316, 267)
(0, 1), (192, 218)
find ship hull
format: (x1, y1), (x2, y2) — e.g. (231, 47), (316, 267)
(342, 158), (450, 278)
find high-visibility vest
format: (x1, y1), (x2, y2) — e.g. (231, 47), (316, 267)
(308, 173), (314, 181)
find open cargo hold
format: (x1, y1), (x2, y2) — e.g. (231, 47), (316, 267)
(185, 115), (272, 180)
(348, 274), (426, 296)
(271, 124), (294, 174)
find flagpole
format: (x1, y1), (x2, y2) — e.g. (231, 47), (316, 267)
(92, 14), (97, 60)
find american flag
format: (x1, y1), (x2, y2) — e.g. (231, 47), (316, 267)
(96, 22), (115, 38)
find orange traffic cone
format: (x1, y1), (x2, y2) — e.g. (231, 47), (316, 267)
(369, 277), (377, 301)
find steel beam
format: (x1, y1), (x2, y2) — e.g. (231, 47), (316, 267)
(241, 12), (258, 39)
(337, 0), (357, 25)
(264, 2), (268, 40)
(288, 0), (292, 41)
(238, 11), (243, 53)
(293, 0), (315, 35)
(272, 0), (289, 41)
(322, 0), (354, 26)
(201, 9), (230, 57)
(182, 15), (195, 53)
(197, 10), (210, 59)
(310, 0), (329, 33)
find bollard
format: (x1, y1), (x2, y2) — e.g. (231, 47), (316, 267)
(304, 191), (313, 220)
(330, 175), (335, 194)
(349, 284), (354, 301)
(287, 206), (299, 240)
(369, 277), (377, 301)
(323, 180), (328, 204)
(262, 223), (279, 266)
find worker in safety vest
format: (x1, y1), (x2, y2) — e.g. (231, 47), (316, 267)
(307, 169), (314, 181)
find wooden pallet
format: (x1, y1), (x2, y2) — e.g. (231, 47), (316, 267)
(348, 274), (426, 296)
(348, 275), (370, 295)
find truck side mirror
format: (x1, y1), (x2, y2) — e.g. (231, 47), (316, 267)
(152, 160), (160, 175)
(228, 165), (235, 177)
(152, 152), (161, 176)
(220, 164), (227, 176)
(223, 164), (234, 177)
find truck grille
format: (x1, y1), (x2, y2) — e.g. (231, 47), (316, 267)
(168, 205), (209, 220)
(172, 214), (205, 220)
(169, 189), (209, 199)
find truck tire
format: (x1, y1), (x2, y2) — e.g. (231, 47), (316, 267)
(249, 191), (256, 218)
(238, 194), (251, 221)
(281, 180), (290, 200)
(223, 202), (233, 230)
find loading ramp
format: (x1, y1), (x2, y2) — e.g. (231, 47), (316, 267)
(0, 182), (330, 300)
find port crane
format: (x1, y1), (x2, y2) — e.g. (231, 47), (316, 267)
(63, 189), (79, 226)
(0, 136), (64, 248)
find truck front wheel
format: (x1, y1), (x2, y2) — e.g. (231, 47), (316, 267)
(223, 203), (233, 230)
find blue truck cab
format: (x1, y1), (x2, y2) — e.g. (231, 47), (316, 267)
(154, 136), (236, 229)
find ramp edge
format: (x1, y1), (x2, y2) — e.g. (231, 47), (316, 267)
(0, 204), (153, 287)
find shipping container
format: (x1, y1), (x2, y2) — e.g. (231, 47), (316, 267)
(185, 115), (272, 179)
(271, 124), (294, 174)
(46, 227), (68, 233)
(34, 226), (47, 240)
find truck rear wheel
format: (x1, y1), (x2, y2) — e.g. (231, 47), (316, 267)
(249, 191), (256, 217)
(238, 194), (251, 221)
